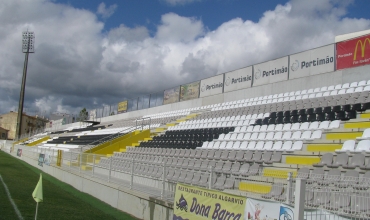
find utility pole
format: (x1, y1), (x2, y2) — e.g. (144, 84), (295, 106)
(15, 31), (35, 140)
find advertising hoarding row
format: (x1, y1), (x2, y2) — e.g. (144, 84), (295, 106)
(253, 56), (289, 86)
(289, 44), (335, 79)
(117, 101), (128, 114)
(180, 81), (200, 101)
(158, 35), (370, 105)
(163, 87), (180, 105)
(224, 66), (253, 92)
(200, 74), (224, 98)
(336, 33), (370, 70)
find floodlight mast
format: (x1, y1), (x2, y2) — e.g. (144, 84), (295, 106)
(15, 31), (34, 140)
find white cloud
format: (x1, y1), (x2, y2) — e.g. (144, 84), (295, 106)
(0, 0), (369, 116)
(97, 2), (117, 18)
(163, 0), (202, 6)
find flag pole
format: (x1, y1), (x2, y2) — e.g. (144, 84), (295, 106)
(35, 202), (39, 220)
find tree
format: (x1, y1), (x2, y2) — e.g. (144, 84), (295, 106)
(79, 108), (88, 121)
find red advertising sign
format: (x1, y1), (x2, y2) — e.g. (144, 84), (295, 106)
(336, 34), (370, 70)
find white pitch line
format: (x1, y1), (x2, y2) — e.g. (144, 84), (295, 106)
(0, 174), (24, 220)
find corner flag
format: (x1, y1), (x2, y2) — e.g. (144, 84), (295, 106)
(32, 174), (43, 203)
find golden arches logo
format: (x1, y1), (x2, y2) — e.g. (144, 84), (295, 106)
(353, 38), (370, 60)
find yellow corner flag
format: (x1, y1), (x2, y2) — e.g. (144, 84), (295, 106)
(32, 174), (43, 203)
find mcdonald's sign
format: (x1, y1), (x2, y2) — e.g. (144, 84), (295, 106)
(336, 33), (370, 70)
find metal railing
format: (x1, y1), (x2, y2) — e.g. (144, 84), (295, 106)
(135, 117), (151, 131)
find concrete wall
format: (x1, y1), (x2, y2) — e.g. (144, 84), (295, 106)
(7, 148), (173, 220)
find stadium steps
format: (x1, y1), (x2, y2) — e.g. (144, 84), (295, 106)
(26, 136), (50, 146)
(284, 155), (321, 165)
(239, 181), (272, 194)
(86, 130), (150, 156)
(305, 143), (342, 152)
(12, 137), (29, 146)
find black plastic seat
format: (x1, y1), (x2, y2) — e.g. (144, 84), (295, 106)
(268, 117), (276, 125)
(314, 107), (323, 114)
(275, 116), (283, 124)
(298, 114), (307, 123)
(298, 109), (306, 115)
(307, 114), (317, 122)
(269, 112), (277, 118)
(290, 115), (299, 123)
(283, 116), (291, 124)
(335, 111), (346, 120)
(290, 109), (298, 116)
(306, 108), (314, 115)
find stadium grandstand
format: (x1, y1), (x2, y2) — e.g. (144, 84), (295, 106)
(2, 29), (370, 220)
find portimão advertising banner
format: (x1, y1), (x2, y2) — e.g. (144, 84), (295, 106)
(163, 87), (180, 105)
(337, 33), (370, 70)
(173, 183), (246, 220)
(224, 66), (253, 93)
(180, 81), (200, 101)
(289, 44), (335, 79)
(199, 74), (224, 98)
(253, 56), (289, 86)
(117, 100), (128, 114)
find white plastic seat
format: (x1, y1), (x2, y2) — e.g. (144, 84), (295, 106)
(225, 141), (234, 149)
(311, 130), (322, 139)
(357, 128), (370, 140)
(219, 142), (227, 149)
(291, 123), (300, 131)
(266, 124), (275, 131)
(355, 140), (370, 153)
(272, 131), (283, 140)
(282, 123), (292, 131)
(282, 131), (292, 140)
(247, 141), (257, 150)
(264, 141), (274, 151)
(236, 133), (245, 140)
(212, 141), (220, 149)
(291, 131), (303, 140)
(329, 120), (340, 129)
(350, 82), (358, 87)
(272, 141), (283, 151)
(318, 121), (330, 130)
(243, 132), (251, 140)
(207, 142), (214, 149)
(253, 125), (261, 132)
(358, 80), (366, 87)
(265, 132), (275, 140)
(300, 130), (312, 140)
(250, 132), (259, 140)
(327, 85), (335, 91)
(229, 133), (238, 140)
(291, 141), (303, 151)
(299, 122), (310, 130)
(282, 141), (293, 151)
(240, 141), (248, 150)
(308, 121), (319, 130)
(354, 86), (363, 93)
(255, 141), (265, 150)
(259, 125), (268, 132)
(201, 142), (209, 148)
(334, 84), (342, 90)
(232, 141), (241, 149)
(223, 133), (231, 140)
(342, 83), (350, 89)
(336, 140), (356, 153)
(275, 124), (283, 131)
(257, 132), (266, 141)
(218, 133), (226, 140)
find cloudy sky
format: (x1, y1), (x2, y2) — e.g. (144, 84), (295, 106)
(0, 0), (369, 117)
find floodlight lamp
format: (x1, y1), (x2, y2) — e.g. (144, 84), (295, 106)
(22, 31), (35, 53)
